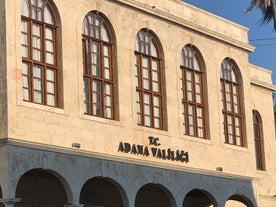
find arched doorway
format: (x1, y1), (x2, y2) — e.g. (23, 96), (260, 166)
(135, 183), (175, 207)
(80, 177), (127, 207)
(225, 195), (254, 207)
(15, 169), (69, 207)
(183, 189), (217, 207)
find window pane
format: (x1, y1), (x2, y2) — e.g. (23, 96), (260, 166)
(150, 41), (157, 57)
(46, 40), (54, 52)
(46, 69), (55, 81)
(32, 34), (40, 47)
(145, 116), (151, 126)
(34, 91), (42, 103)
(104, 57), (109, 68)
(33, 78), (41, 90)
(105, 108), (112, 118)
(47, 82), (54, 93)
(23, 88), (29, 101)
(22, 76), (28, 88)
(91, 42), (98, 53)
(83, 78), (90, 113)
(198, 128), (203, 137)
(144, 93), (150, 104)
(44, 5), (54, 25)
(33, 49), (41, 61)
(31, 6), (36, 19)
(154, 107), (160, 117)
(144, 104), (150, 117)
(103, 45), (109, 55)
(153, 96), (160, 106)
(228, 135), (233, 144)
(105, 96), (111, 107)
(21, 0), (30, 17)
(33, 65), (41, 77)
(142, 57), (148, 67)
(32, 24), (40, 36)
(46, 53), (54, 64)
(22, 62), (29, 75)
(189, 126), (194, 136)
(92, 80), (101, 116)
(153, 82), (159, 92)
(152, 70), (158, 81)
(37, 9), (43, 21)
(101, 25), (110, 42)
(21, 32), (28, 44)
(47, 94), (55, 106)
(104, 83), (111, 95)
(22, 46), (29, 58)
(143, 79), (149, 90)
(186, 71), (192, 80)
(154, 118), (160, 128)
(193, 58), (200, 71)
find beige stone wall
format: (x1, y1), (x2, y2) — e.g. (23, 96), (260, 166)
(4, 0), (276, 203)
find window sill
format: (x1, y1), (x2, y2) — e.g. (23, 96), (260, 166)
(18, 101), (65, 114)
(181, 135), (212, 145)
(223, 143), (249, 152)
(81, 114), (123, 127)
(133, 125), (169, 136)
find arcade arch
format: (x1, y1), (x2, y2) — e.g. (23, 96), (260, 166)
(15, 169), (69, 207)
(135, 183), (175, 207)
(79, 177), (127, 207)
(225, 194), (255, 207)
(183, 189), (217, 207)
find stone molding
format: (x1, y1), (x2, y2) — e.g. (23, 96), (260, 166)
(0, 198), (21, 204)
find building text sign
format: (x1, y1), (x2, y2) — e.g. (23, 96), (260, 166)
(118, 136), (189, 163)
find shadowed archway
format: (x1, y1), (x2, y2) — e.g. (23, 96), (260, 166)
(15, 169), (69, 207)
(135, 183), (175, 207)
(225, 194), (255, 207)
(0, 185), (3, 207)
(80, 177), (127, 207)
(183, 189), (217, 207)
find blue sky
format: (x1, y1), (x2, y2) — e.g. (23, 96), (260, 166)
(182, 0), (276, 84)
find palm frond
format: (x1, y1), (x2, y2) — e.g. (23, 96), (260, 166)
(246, 0), (271, 12)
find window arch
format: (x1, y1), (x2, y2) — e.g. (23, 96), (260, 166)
(21, 0), (61, 107)
(180, 45), (207, 138)
(82, 11), (117, 119)
(253, 110), (265, 171)
(134, 29), (165, 129)
(220, 58), (244, 146)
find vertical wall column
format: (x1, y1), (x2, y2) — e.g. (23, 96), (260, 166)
(0, 198), (20, 207)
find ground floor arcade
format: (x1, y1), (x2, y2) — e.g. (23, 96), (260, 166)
(0, 140), (257, 207)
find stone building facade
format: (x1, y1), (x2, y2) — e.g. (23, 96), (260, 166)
(0, 0), (276, 206)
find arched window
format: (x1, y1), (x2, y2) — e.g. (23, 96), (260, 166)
(253, 110), (265, 171)
(82, 11), (117, 119)
(21, 0), (61, 107)
(180, 45), (207, 138)
(220, 58), (244, 146)
(134, 29), (165, 130)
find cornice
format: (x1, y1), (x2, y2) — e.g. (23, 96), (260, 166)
(0, 138), (258, 182)
(250, 78), (276, 91)
(111, 0), (255, 52)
